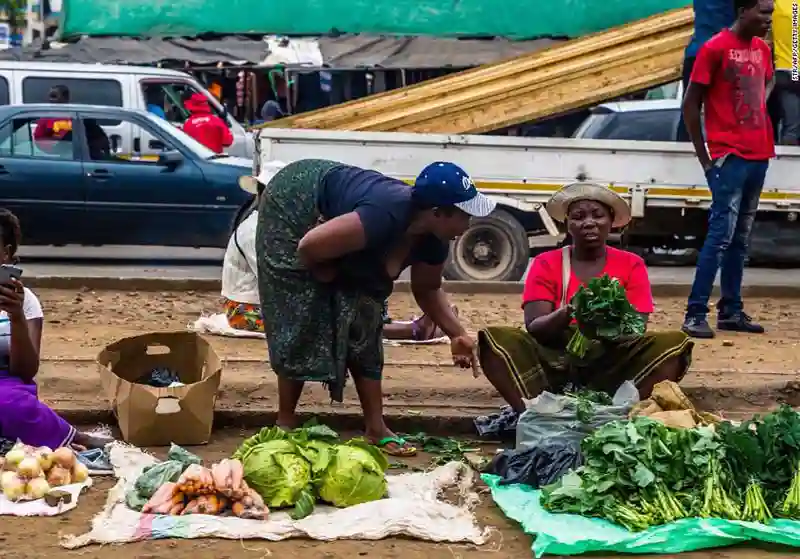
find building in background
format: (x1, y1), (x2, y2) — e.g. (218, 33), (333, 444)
(23, 0), (59, 44)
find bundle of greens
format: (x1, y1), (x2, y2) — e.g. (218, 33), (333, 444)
(564, 389), (614, 423)
(567, 275), (646, 358)
(232, 423), (389, 519)
(541, 417), (734, 531)
(751, 405), (800, 518)
(717, 419), (771, 522)
(541, 406), (800, 532)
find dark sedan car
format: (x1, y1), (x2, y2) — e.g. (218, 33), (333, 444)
(0, 104), (253, 247)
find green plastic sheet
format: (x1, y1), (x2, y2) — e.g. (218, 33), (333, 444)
(482, 475), (800, 556)
(60, 0), (690, 40)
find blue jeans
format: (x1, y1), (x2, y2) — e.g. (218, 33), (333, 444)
(686, 155), (769, 318)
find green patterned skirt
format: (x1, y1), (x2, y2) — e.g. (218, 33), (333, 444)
(255, 159), (386, 402)
(478, 326), (694, 399)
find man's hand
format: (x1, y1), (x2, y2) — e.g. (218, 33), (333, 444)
(450, 333), (478, 375)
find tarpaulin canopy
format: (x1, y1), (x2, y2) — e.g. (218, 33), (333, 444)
(0, 35), (562, 69)
(59, 0), (691, 40)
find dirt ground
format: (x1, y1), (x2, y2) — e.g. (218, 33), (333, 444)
(35, 289), (800, 416)
(1, 289), (798, 558)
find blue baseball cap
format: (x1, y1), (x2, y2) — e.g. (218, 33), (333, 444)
(413, 162), (496, 217)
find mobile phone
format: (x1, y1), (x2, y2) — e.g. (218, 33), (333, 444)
(0, 264), (23, 285)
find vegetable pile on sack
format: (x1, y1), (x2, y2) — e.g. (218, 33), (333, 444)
(125, 443), (202, 511)
(127, 444), (267, 519)
(142, 460), (268, 518)
(541, 405), (800, 531)
(232, 424), (389, 519)
(1, 444), (88, 502)
(567, 275), (645, 359)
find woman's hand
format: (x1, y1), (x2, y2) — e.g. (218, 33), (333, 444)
(0, 279), (25, 320)
(450, 334), (477, 372)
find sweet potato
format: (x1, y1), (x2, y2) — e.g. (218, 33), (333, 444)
(177, 464), (215, 496)
(229, 459), (244, 494)
(246, 487), (266, 509)
(152, 500), (174, 515)
(211, 459), (247, 499)
(181, 498), (200, 515)
(142, 482), (177, 514)
(211, 461), (228, 491)
(168, 502), (185, 515)
(197, 494), (223, 515)
(232, 501), (245, 517)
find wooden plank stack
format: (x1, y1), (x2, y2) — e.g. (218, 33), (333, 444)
(259, 7), (693, 134)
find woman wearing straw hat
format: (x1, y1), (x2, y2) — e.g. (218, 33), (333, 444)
(477, 183), (694, 413)
(250, 159), (491, 456)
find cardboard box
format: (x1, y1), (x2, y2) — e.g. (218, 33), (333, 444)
(97, 331), (222, 447)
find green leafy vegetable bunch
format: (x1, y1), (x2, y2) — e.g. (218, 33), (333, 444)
(541, 417), (734, 530)
(567, 274), (645, 358)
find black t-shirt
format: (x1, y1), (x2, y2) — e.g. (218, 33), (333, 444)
(318, 165), (448, 294)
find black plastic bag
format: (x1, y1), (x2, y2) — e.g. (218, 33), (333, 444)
(488, 440), (582, 488)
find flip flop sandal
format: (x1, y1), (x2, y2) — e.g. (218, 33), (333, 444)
(375, 436), (417, 457)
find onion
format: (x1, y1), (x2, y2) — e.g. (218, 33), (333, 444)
(35, 447), (53, 472)
(72, 462), (89, 484)
(52, 447), (76, 470)
(16, 457), (42, 480)
(2, 472), (26, 501)
(26, 478), (50, 500)
(46, 465), (72, 487)
(4, 449), (26, 467)
(1, 471), (17, 487)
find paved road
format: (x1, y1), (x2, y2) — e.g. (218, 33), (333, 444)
(14, 245), (800, 286)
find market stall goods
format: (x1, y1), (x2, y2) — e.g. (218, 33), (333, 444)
(126, 444), (268, 519)
(232, 424), (389, 519)
(2, 444), (87, 502)
(540, 405), (800, 531)
(141, 464), (268, 519)
(567, 274), (645, 358)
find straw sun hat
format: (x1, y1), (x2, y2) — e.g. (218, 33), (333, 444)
(238, 160), (289, 194)
(545, 182), (631, 229)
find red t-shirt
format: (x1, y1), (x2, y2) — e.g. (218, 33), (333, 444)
(522, 246), (654, 313)
(690, 29), (775, 161)
(182, 114), (233, 154)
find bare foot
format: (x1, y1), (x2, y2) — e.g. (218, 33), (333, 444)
(414, 305), (459, 340)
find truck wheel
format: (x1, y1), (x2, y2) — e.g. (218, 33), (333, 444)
(444, 209), (529, 282)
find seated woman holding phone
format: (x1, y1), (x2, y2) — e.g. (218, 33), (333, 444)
(0, 210), (111, 450)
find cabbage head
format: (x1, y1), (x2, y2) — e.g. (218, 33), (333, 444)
(240, 439), (312, 509)
(298, 439), (333, 479)
(317, 439), (389, 507)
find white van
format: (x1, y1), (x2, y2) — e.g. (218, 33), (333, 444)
(0, 61), (254, 158)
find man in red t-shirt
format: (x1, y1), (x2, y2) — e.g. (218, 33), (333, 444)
(681, 0), (774, 339)
(181, 92), (233, 154)
(34, 85), (74, 153)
